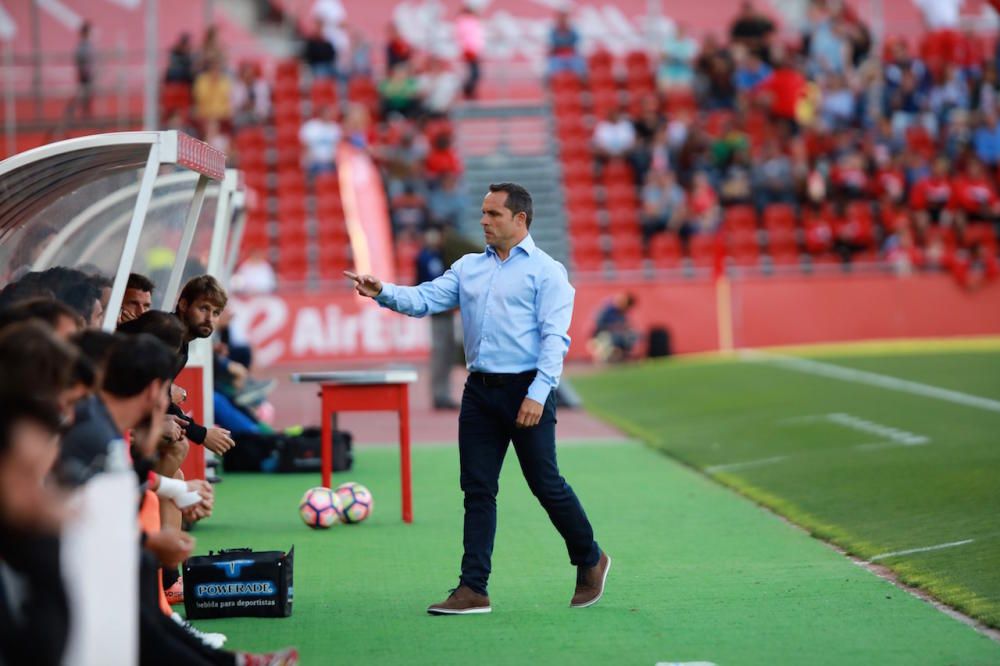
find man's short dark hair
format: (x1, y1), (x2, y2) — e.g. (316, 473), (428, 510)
(178, 275), (228, 309)
(102, 334), (177, 399)
(0, 297), (82, 332)
(0, 321), (78, 402)
(488, 183), (534, 229)
(72, 330), (119, 371)
(0, 398), (64, 457)
(127, 273), (155, 294)
(117, 310), (185, 353)
(14, 267), (102, 321)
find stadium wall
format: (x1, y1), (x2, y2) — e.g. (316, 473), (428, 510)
(232, 274), (1000, 366)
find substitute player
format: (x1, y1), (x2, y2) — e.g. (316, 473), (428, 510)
(347, 182), (610, 615)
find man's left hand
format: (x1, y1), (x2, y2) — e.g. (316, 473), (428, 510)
(515, 397), (544, 429)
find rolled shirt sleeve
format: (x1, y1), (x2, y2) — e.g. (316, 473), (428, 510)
(526, 263), (574, 404)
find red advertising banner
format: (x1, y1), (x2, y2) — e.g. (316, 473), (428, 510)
(230, 292), (431, 367)
(234, 274), (1000, 367)
(338, 144), (396, 283)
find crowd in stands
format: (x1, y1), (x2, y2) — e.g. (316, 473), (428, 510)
(157, 0), (484, 288)
(0, 264), (299, 664)
(548, 0), (1000, 286)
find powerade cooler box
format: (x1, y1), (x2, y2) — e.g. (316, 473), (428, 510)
(183, 547), (294, 619)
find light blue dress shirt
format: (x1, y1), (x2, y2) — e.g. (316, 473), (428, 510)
(375, 234), (574, 404)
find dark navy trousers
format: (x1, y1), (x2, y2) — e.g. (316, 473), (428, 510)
(457, 372), (600, 595)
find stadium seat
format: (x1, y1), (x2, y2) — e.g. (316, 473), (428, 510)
(314, 172), (340, 196)
(610, 235), (644, 271)
(649, 233), (682, 268)
(687, 233), (718, 267)
(311, 79), (338, 111)
(161, 83), (192, 116)
(763, 203), (797, 230)
(723, 205), (758, 232)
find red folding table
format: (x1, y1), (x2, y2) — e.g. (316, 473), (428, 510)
(291, 370), (418, 523)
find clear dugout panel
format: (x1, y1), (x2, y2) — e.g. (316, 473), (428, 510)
(0, 166), (145, 285)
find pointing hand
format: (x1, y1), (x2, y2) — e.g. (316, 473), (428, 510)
(344, 271), (383, 298)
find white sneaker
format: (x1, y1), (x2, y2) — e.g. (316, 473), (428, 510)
(171, 612), (227, 649)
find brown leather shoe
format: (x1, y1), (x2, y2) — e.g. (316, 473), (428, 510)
(427, 585), (492, 615)
(570, 551), (611, 608)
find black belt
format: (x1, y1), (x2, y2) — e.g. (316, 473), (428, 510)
(469, 370), (536, 387)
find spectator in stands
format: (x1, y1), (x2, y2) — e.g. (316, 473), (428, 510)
(819, 71), (858, 129)
(313, 0), (350, 75)
(302, 18), (337, 79)
(425, 132), (463, 186)
(593, 107), (637, 162)
(547, 9), (587, 79)
(415, 227), (460, 409)
(197, 25), (226, 73)
(231, 61), (271, 128)
(428, 173), (467, 228)
(657, 23), (698, 92)
(640, 169), (687, 245)
(231, 249), (277, 295)
(709, 116), (749, 170)
(379, 123), (429, 198)
(695, 34), (737, 109)
(971, 63), (998, 113)
(348, 28), (373, 78)
(687, 171), (722, 236)
(733, 46), (772, 93)
(390, 184), (429, 237)
(379, 63), (422, 118)
(951, 158), (1000, 228)
(418, 55), (462, 118)
(299, 105), (342, 177)
(718, 149), (754, 208)
(386, 23), (413, 72)
(629, 95), (666, 186)
(752, 139), (796, 211)
(193, 57), (232, 126)
(805, 3), (850, 76)
(588, 293), (639, 363)
(75, 21), (94, 118)
(910, 155), (955, 230)
(165, 33), (195, 85)
(728, 1), (774, 61)
(973, 112), (1000, 168)
(928, 64), (969, 125)
(118, 273), (154, 324)
(455, 3), (485, 99)
(830, 150), (870, 203)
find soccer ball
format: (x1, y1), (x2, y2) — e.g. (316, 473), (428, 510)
(334, 482), (373, 524)
(298, 487), (342, 529)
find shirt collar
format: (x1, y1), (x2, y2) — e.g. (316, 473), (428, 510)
(486, 234), (535, 258)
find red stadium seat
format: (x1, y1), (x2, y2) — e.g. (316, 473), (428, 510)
(610, 235), (645, 271)
(649, 234), (681, 268)
(763, 203), (797, 230)
(161, 82), (192, 116)
(687, 234), (717, 267)
(311, 78), (338, 111)
(723, 205), (758, 232)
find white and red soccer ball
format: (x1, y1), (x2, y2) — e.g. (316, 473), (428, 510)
(298, 486), (342, 529)
(334, 482), (373, 524)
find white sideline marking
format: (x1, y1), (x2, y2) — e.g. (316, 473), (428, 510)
(783, 412), (929, 447)
(655, 662), (718, 666)
(871, 539), (975, 561)
(705, 456), (788, 473)
(747, 351), (1000, 414)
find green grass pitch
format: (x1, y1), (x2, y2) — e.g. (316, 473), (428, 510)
(187, 372), (1000, 665)
(574, 344), (1000, 633)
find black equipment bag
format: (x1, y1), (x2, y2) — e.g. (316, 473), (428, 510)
(648, 326), (672, 358)
(183, 547), (294, 619)
(222, 428), (352, 473)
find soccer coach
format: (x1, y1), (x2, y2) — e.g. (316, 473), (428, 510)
(347, 182), (610, 615)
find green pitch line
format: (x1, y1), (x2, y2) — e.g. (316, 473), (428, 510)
(187, 444), (998, 665)
(574, 348), (1000, 632)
